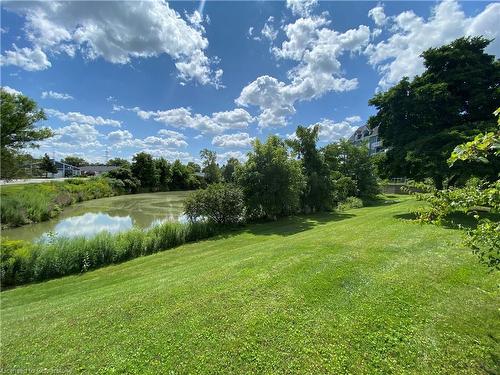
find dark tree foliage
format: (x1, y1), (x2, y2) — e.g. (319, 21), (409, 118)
(236, 136), (305, 219)
(184, 183), (245, 225)
(61, 156), (87, 167)
(368, 37), (500, 188)
(287, 125), (334, 211)
(200, 148), (221, 184)
(106, 167), (140, 193)
(107, 158), (131, 168)
(0, 90), (53, 178)
(40, 153), (57, 177)
(155, 157), (172, 191)
(187, 162), (201, 173)
(170, 159), (201, 190)
(323, 140), (380, 199)
(221, 157), (240, 183)
(131, 152), (158, 190)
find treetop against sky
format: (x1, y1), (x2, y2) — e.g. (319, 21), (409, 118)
(1, 0), (498, 164)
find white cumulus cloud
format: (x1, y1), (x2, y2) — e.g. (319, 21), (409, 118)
(237, 14), (369, 128)
(368, 5), (387, 26)
(288, 116), (361, 143)
(212, 132), (255, 148)
(261, 17), (278, 42)
(107, 130), (133, 142)
(1, 86), (23, 95)
(286, 0), (318, 17)
(1, 45), (51, 71)
(41, 90), (74, 100)
(117, 105), (253, 134)
(365, 0), (500, 89)
(2, 1), (221, 86)
(217, 150), (248, 163)
(46, 108), (122, 127)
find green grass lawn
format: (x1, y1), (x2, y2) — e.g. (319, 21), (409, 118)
(1, 197), (498, 374)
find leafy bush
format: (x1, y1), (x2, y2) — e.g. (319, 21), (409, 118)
(0, 239), (33, 287)
(106, 167), (141, 193)
(331, 173), (357, 205)
(464, 220), (500, 270)
(406, 110), (499, 270)
(1, 221), (223, 288)
(184, 183), (245, 225)
(409, 178), (499, 224)
(337, 197), (363, 211)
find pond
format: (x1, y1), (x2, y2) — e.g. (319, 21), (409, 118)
(2, 191), (191, 242)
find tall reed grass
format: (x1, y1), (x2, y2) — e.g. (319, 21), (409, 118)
(1, 177), (121, 228)
(1, 221), (223, 288)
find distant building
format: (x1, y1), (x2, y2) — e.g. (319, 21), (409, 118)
(80, 165), (119, 176)
(50, 159), (81, 178)
(348, 125), (384, 156)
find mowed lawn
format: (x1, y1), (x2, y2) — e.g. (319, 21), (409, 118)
(1, 197), (498, 374)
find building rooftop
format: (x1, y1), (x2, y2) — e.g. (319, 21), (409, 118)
(348, 125), (379, 142)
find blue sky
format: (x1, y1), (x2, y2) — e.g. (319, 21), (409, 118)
(1, 0), (498, 164)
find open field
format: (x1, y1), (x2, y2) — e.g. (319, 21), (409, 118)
(1, 197), (498, 374)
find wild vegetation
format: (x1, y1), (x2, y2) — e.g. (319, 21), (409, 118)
(406, 108), (499, 269)
(0, 178), (122, 228)
(1, 220), (222, 288)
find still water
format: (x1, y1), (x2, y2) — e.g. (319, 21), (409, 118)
(2, 191), (191, 242)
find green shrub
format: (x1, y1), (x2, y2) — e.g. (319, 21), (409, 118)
(184, 183), (245, 225)
(465, 220), (500, 270)
(0, 221), (223, 288)
(337, 197), (363, 211)
(0, 197), (27, 226)
(0, 239), (33, 287)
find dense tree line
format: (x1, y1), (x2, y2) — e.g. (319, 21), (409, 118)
(185, 130), (380, 223)
(106, 152), (204, 193)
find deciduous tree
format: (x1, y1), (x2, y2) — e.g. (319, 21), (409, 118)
(0, 89), (53, 178)
(61, 156), (87, 167)
(200, 148), (221, 184)
(236, 136), (305, 219)
(221, 157), (240, 183)
(368, 37), (500, 188)
(40, 153), (57, 178)
(287, 125), (334, 211)
(131, 152), (158, 190)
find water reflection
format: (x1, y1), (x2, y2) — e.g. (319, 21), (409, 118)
(2, 191), (191, 242)
(42, 213), (133, 240)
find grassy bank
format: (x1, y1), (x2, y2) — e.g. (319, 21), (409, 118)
(1, 197), (498, 374)
(1, 221), (223, 287)
(0, 178), (122, 228)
